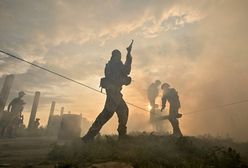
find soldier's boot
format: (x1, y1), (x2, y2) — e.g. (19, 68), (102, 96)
(170, 118), (183, 137)
(82, 108), (114, 143)
(81, 133), (94, 143)
(173, 126), (183, 137)
(82, 125), (102, 143)
(82, 123), (104, 143)
(117, 126), (128, 140)
(117, 109), (128, 140)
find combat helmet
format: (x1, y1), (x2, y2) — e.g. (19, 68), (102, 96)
(161, 83), (170, 89)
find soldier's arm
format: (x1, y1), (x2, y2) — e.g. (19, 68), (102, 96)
(123, 40), (133, 75)
(7, 99), (14, 112)
(161, 96), (167, 111)
(123, 52), (132, 75)
(20, 106), (24, 115)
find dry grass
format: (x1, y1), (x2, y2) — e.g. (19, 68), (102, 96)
(49, 133), (248, 168)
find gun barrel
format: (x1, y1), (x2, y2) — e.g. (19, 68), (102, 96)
(130, 39), (134, 46)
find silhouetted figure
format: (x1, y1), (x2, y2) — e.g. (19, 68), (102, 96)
(147, 80), (161, 108)
(161, 83), (183, 137)
(34, 118), (40, 129)
(82, 41), (133, 142)
(0, 91), (25, 137)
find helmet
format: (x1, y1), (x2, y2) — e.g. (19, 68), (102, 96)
(18, 91), (25, 97)
(161, 83), (170, 89)
(155, 80), (161, 85)
(111, 49), (121, 61)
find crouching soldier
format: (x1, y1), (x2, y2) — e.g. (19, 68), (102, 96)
(161, 83), (183, 137)
(82, 41), (133, 142)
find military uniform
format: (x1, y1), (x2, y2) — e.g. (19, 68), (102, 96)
(83, 48), (132, 142)
(147, 83), (159, 108)
(0, 95), (25, 137)
(8, 97), (25, 137)
(8, 97), (25, 114)
(161, 87), (182, 137)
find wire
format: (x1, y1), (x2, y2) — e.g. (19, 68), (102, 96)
(0, 49), (150, 112)
(0, 49), (102, 93)
(183, 99), (248, 115)
(1, 49), (248, 116)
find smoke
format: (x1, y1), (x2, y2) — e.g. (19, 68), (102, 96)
(0, 0), (247, 141)
(127, 0), (248, 141)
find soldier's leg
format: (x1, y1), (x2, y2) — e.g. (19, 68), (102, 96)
(169, 118), (182, 137)
(84, 108), (115, 139)
(116, 99), (129, 137)
(82, 89), (120, 142)
(169, 108), (183, 137)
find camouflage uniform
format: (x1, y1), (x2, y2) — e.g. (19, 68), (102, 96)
(161, 87), (182, 136)
(83, 48), (132, 141)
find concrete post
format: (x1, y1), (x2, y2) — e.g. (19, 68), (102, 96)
(47, 101), (56, 126)
(60, 107), (64, 116)
(0, 74), (14, 118)
(28, 91), (40, 129)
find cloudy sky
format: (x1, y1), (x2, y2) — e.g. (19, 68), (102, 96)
(0, 0), (248, 141)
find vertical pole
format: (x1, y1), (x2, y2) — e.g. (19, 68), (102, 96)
(0, 74), (15, 118)
(47, 101), (56, 126)
(28, 91), (40, 129)
(60, 107), (64, 116)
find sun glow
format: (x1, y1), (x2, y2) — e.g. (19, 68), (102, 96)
(148, 104), (152, 111)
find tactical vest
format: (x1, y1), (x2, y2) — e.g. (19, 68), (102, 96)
(100, 61), (131, 90)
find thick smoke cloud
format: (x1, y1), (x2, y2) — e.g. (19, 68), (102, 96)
(0, 0), (247, 140)
(130, 0), (248, 141)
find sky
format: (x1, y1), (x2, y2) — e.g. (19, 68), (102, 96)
(0, 0), (248, 141)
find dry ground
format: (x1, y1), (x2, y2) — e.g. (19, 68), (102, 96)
(0, 137), (57, 168)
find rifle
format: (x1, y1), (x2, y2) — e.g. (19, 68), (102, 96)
(126, 39), (134, 54)
(157, 113), (182, 121)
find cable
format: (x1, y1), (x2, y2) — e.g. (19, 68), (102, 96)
(183, 99), (248, 115)
(1, 49), (248, 115)
(0, 49), (150, 112)
(0, 49), (102, 93)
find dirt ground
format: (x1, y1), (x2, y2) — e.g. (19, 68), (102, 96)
(0, 137), (133, 168)
(0, 137), (57, 168)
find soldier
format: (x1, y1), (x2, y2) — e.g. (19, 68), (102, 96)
(147, 80), (161, 108)
(8, 91), (26, 137)
(82, 41), (133, 142)
(161, 83), (183, 137)
(0, 91), (25, 137)
(7, 91), (25, 114)
(34, 118), (40, 129)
